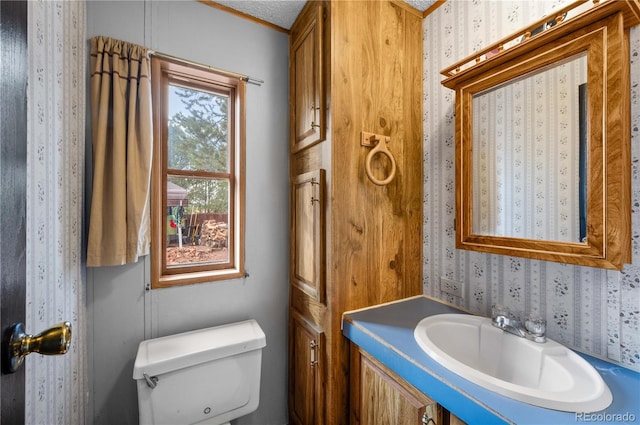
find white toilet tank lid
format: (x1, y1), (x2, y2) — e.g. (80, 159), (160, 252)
(132, 319), (266, 379)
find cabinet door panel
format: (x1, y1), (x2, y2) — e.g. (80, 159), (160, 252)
(289, 311), (324, 425)
(290, 3), (325, 152)
(356, 349), (441, 425)
(291, 169), (325, 302)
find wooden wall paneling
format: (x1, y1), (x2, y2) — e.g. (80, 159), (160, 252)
(371, 0), (414, 304)
(330, 0), (422, 314)
(327, 2), (423, 424)
(289, 1), (422, 424)
(327, 3), (365, 423)
(401, 0), (424, 299)
(361, 0), (397, 307)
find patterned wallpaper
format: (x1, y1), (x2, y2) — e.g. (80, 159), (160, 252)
(423, 0), (640, 371)
(26, 1), (87, 423)
(473, 55), (586, 241)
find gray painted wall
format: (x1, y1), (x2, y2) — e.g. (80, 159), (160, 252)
(86, 2), (290, 424)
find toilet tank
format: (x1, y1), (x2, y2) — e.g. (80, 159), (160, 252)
(133, 319), (266, 425)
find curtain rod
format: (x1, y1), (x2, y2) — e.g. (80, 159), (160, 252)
(149, 51), (264, 86)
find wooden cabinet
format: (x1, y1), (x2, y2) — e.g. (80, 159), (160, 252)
(289, 311), (325, 425)
(351, 346), (470, 425)
(351, 347), (441, 425)
(290, 2), (325, 153)
(288, 1), (423, 424)
(291, 169), (325, 302)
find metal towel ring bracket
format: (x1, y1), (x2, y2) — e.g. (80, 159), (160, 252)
(361, 131), (397, 186)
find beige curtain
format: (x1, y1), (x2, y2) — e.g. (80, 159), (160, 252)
(87, 36), (152, 267)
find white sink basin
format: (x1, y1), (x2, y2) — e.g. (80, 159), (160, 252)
(414, 314), (612, 412)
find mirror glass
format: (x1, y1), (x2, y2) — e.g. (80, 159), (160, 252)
(471, 52), (587, 242)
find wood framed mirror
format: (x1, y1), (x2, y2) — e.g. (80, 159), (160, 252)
(441, 0), (640, 270)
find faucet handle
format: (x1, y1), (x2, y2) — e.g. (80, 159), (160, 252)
(491, 304), (521, 321)
(525, 314), (546, 336)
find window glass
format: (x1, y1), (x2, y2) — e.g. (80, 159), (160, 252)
(151, 56), (244, 288)
(167, 85), (229, 173)
(166, 176), (230, 266)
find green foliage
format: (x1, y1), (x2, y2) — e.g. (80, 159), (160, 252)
(168, 86), (230, 214)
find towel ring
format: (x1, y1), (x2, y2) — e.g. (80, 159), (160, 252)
(365, 136), (397, 186)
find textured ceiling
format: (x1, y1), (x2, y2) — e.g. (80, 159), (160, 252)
(403, 0), (439, 14)
(212, 0), (439, 30)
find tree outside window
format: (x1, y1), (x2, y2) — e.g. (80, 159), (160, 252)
(151, 57), (245, 288)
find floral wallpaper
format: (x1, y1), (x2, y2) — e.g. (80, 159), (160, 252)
(26, 1), (87, 423)
(423, 0), (640, 371)
(473, 55), (586, 240)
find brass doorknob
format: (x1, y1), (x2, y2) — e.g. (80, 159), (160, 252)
(5, 322), (72, 373)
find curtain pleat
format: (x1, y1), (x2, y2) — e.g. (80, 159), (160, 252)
(87, 36), (152, 266)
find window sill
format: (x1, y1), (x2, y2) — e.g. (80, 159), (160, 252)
(152, 267), (245, 289)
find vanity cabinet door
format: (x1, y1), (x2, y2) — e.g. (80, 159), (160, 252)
(351, 346), (441, 425)
(289, 2), (325, 153)
(289, 310), (324, 425)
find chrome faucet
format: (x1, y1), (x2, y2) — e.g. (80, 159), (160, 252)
(491, 305), (547, 343)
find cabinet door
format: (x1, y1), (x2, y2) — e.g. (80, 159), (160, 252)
(291, 169), (325, 302)
(353, 348), (441, 425)
(289, 310), (324, 425)
(290, 3), (325, 152)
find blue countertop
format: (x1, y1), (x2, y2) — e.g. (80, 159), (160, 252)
(342, 296), (640, 425)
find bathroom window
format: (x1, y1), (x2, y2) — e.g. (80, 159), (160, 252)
(150, 56), (245, 288)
